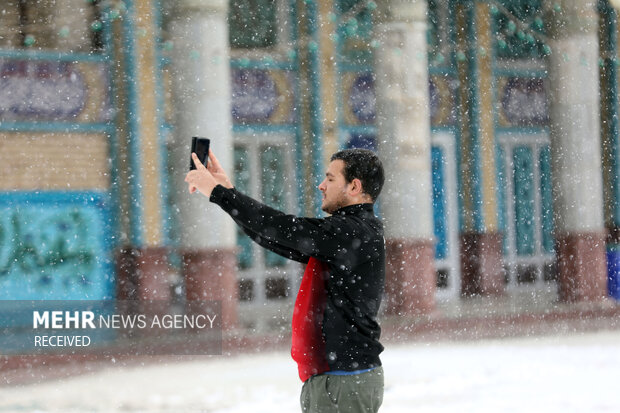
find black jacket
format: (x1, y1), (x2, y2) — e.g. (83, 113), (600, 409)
(210, 185), (385, 371)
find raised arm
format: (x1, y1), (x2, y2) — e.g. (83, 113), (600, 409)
(209, 185), (368, 267)
(185, 150), (309, 262)
(185, 151), (366, 267)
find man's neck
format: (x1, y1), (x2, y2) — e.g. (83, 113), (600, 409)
(343, 195), (373, 207)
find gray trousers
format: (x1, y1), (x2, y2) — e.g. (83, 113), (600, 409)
(300, 367), (384, 413)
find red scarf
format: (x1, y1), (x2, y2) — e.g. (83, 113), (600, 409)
(291, 257), (330, 382)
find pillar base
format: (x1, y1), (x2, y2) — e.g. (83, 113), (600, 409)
(460, 232), (504, 297)
(556, 232), (607, 302)
(385, 239), (436, 315)
(182, 248), (238, 329)
(116, 247), (173, 301)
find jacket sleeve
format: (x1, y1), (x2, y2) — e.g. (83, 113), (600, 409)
(209, 185), (356, 266)
(238, 225), (310, 264)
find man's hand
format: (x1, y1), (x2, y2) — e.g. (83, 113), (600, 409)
(185, 153), (217, 197)
(184, 151), (233, 197)
(206, 150), (233, 189)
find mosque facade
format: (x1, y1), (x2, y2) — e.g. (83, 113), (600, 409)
(0, 0), (617, 329)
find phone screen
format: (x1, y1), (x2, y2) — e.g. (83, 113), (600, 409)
(190, 137), (210, 171)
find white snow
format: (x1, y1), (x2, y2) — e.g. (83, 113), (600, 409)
(1, 330), (620, 412)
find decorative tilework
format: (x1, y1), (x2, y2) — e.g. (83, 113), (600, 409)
(231, 68), (295, 124)
(498, 77), (548, 127)
(0, 59), (111, 122)
(0, 193), (114, 300)
(342, 72), (375, 125)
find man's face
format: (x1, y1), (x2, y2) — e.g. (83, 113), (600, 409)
(318, 160), (351, 214)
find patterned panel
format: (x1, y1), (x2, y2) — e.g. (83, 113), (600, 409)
(539, 145), (554, 253)
(427, 0), (452, 67)
(229, 0), (277, 49)
(432, 146), (448, 260)
(498, 144), (509, 255)
(492, 0), (547, 59)
(337, 0), (374, 66)
(428, 0), (441, 62)
(234, 146), (253, 270)
(0, 59), (111, 122)
(231, 68), (295, 124)
(260, 145), (287, 268)
(342, 72), (375, 125)
(0, 193), (114, 300)
(497, 77), (548, 127)
(346, 133), (376, 151)
(513, 146), (535, 256)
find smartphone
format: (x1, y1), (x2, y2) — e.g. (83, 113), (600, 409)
(190, 137), (210, 171)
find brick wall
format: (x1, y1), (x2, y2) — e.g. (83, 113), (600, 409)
(0, 132), (109, 191)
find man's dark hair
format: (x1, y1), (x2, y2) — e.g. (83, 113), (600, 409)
(331, 148), (385, 202)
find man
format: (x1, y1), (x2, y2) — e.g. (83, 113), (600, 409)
(185, 148), (385, 413)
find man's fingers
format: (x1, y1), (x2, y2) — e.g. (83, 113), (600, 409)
(192, 152), (207, 170)
(184, 170), (195, 183)
(208, 149), (223, 171)
(185, 170), (197, 193)
(185, 170), (201, 186)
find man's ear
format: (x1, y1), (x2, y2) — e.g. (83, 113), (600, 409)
(349, 178), (364, 196)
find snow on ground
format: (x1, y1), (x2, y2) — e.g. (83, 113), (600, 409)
(1, 330), (620, 412)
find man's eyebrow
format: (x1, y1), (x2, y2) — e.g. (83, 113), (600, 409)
(326, 172), (334, 177)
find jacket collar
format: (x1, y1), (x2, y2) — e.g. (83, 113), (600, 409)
(332, 203), (375, 216)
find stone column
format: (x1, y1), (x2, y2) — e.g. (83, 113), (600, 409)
(168, 0), (237, 327)
(546, 0), (607, 302)
(454, 1), (504, 297)
(375, 0), (436, 314)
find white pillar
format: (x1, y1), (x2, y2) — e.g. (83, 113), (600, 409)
(546, 0), (607, 301)
(376, 0), (434, 241)
(548, 1), (604, 233)
(168, 0), (235, 252)
(168, 0), (237, 326)
(375, 0), (436, 314)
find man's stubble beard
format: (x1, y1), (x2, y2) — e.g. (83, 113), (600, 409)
(321, 192), (348, 214)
